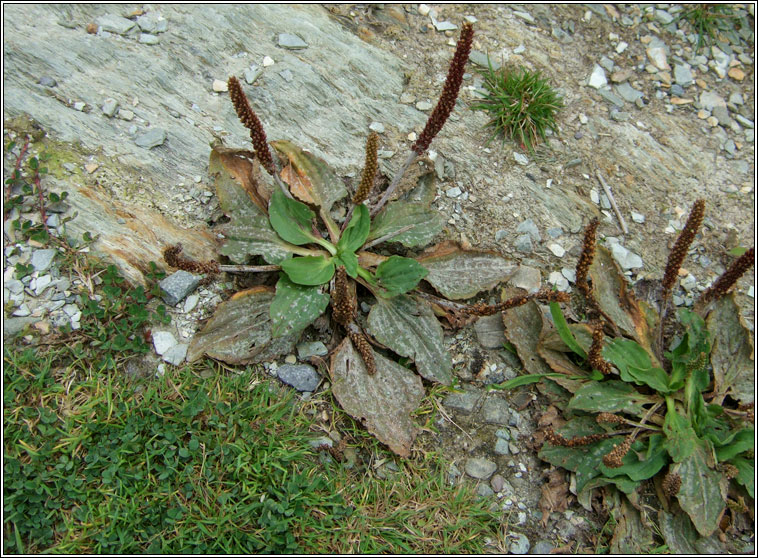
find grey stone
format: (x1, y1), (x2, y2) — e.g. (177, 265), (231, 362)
(482, 397), (511, 425)
(515, 234), (533, 253)
(610, 243), (643, 270)
(474, 314), (506, 348)
(3, 317), (38, 337)
(442, 387), (483, 413)
(670, 84), (685, 97)
(163, 343), (188, 365)
(510, 533), (531, 554)
(183, 294), (199, 313)
(531, 540), (554, 554)
(464, 457), (497, 480)
(135, 128), (167, 148)
(296, 341), (328, 359)
(244, 65), (263, 84)
(31, 248), (57, 272)
(495, 229), (508, 242)
(494, 438), (510, 455)
(655, 9), (674, 25)
(615, 82), (643, 103)
(308, 436), (333, 449)
(137, 13), (168, 33)
(724, 139), (736, 156)
(152, 330), (177, 355)
(596, 88), (625, 108)
(117, 109), (134, 121)
(508, 265), (541, 293)
(495, 428), (510, 440)
(551, 27), (572, 43)
(512, 10), (534, 24)
(610, 110), (631, 122)
(159, 270), (201, 306)
(278, 33), (308, 49)
(95, 14), (136, 35)
(588, 65), (607, 89)
(729, 92), (745, 106)
(735, 114), (754, 129)
(711, 105), (731, 126)
(139, 33), (160, 45)
(12, 304), (31, 317)
(516, 219), (540, 241)
(368, 121), (385, 133)
(416, 100), (433, 111)
(101, 98), (119, 117)
(599, 56), (614, 73)
(38, 76), (57, 87)
(279, 69), (294, 82)
(469, 50), (500, 70)
(490, 474), (505, 492)
(673, 63), (693, 86)
(700, 91), (726, 111)
(277, 363), (321, 391)
(477, 484), (495, 498)
(73, 101), (86, 111)
(432, 19), (458, 32)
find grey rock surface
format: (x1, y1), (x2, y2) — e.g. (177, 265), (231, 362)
(159, 270), (201, 306)
(464, 457), (497, 480)
(442, 387), (483, 413)
(277, 363), (321, 392)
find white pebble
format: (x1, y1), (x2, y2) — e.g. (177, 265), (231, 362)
(417, 4), (431, 16)
(548, 243), (565, 257)
(262, 55), (275, 67)
(212, 79), (228, 92)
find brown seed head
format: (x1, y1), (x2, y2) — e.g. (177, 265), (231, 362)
(662, 472), (681, 496)
(227, 76), (276, 175)
(662, 199), (705, 293)
(412, 22), (474, 154)
(602, 436), (633, 468)
(331, 267), (355, 326)
(596, 412), (625, 425)
(588, 323), (612, 375)
(543, 428), (609, 448)
(348, 330), (377, 375)
(163, 244), (220, 274)
(353, 132), (379, 204)
(575, 218), (598, 297)
(698, 246), (754, 305)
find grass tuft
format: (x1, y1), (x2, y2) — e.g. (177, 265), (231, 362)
(472, 59), (562, 153)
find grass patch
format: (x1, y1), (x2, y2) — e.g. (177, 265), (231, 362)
(4, 341), (506, 554)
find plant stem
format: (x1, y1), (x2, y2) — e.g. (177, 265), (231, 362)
(370, 151), (417, 217)
(595, 170), (628, 235)
(218, 264), (280, 273)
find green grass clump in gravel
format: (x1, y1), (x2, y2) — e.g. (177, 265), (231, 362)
(472, 60), (562, 153)
(4, 341), (505, 554)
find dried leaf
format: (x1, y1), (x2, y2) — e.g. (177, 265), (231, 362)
(589, 246), (654, 354)
(417, 241), (516, 300)
(367, 294), (452, 385)
(501, 288), (555, 376)
(271, 139), (347, 212)
(610, 495), (655, 554)
(210, 146), (271, 212)
(187, 286), (298, 364)
(568, 380), (659, 417)
(538, 313), (594, 377)
(705, 293), (754, 405)
(540, 469), (571, 527)
(329, 337), (425, 457)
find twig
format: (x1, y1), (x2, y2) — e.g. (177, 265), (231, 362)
(595, 170), (628, 235)
(217, 264), (280, 273)
(370, 150), (417, 217)
(362, 223), (415, 250)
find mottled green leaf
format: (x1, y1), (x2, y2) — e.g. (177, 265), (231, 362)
(334, 251), (358, 278)
(417, 242), (515, 299)
(270, 274), (330, 338)
(338, 204), (370, 253)
(568, 380), (658, 416)
(187, 287), (298, 364)
(280, 255), (335, 286)
(368, 202), (445, 248)
(329, 337), (425, 457)
(659, 510), (699, 554)
(367, 294), (452, 385)
(609, 495), (655, 554)
(673, 444), (727, 537)
(374, 256), (428, 297)
(706, 294), (754, 405)
(714, 428), (754, 461)
(268, 187), (318, 246)
(271, 139), (347, 212)
(663, 405), (699, 463)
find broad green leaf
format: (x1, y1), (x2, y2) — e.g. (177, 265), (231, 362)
(538, 416), (618, 493)
(568, 380), (658, 416)
(706, 294), (754, 405)
(417, 242), (515, 299)
(549, 301), (587, 358)
(187, 287), (298, 364)
(374, 256), (428, 297)
(673, 444), (727, 537)
(368, 202), (445, 248)
(598, 434), (667, 481)
(334, 251), (358, 278)
(268, 187), (319, 246)
(329, 337), (425, 457)
(603, 338), (672, 392)
(493, 373), (565, 389)
(730, 456), (754, 497)
(714, 428), (754, 461)
(662, 404), (699, 463)
(212, 149), (298, 264)
(271, 139), (347, 212)
(269, 274), (330, 338)
(338, 204), (370, 254)
(280, 255), (335, 286)
(589, 245), (654, 353)
(367, 294), (452, 385)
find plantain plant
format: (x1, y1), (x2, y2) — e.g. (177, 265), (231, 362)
(165, 23), (566, 457)
(497, 204), (754, 550)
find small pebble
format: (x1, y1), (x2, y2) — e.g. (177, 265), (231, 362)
(262, 55), (275, 67)
(212, 79), (228, 92)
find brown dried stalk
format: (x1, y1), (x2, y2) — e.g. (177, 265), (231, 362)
(353, 132), (378, 204)
(596, 413), (625, 425)
(331, 266), (355, 327)
(602, 435), (633, 468)
(463, 288), (570, 317)
(662, 199), (705, 295)
(347, 326), (377, 375)
(697, 246), (754, 305)
(227, 76), (276, 175)
(575, 218), (598, 298)
(163, 244), (220, 274)
(543, 428), (610, 447)
(412, 22), (474, 155)
(588, 323), (612, 375)
(372, 22), (473, 216)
